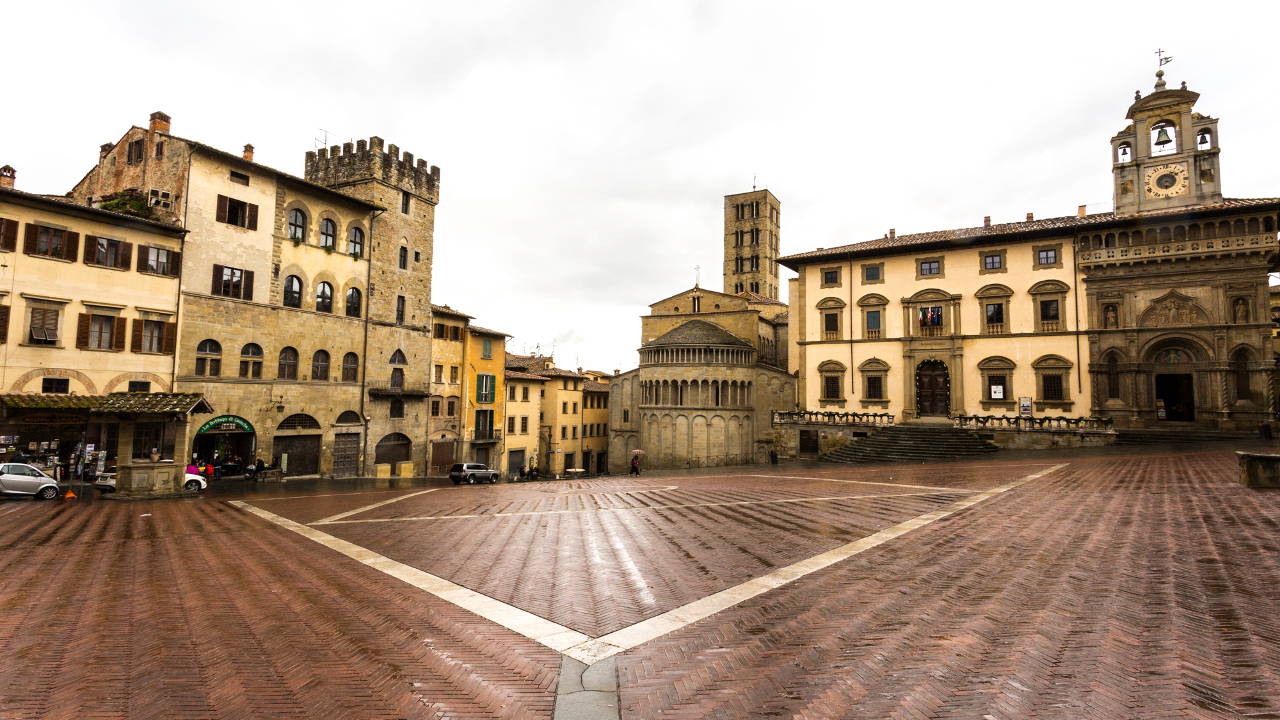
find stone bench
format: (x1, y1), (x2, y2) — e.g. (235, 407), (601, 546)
(1236, 451), (1280, 489)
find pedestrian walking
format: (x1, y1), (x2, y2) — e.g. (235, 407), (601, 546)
(630, 455), (641, 476)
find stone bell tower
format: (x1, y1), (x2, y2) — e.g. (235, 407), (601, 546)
(1111, 68), (1222, 216)
(723, 189), (781, 299)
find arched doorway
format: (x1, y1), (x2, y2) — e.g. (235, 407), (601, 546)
(1149, 344), (1198, 421)
(916, 360), (950, 417)
(375, 432), (413, 466)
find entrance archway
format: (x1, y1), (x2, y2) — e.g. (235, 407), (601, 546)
(193, 414), (256, 465)
(916, 360), (950, 417)
(375, 432), (413, 466)
(1147, 342), (1201, 422)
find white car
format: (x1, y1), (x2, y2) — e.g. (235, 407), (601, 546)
(0, 463), (60, 500)
(94, 472), (207, 493)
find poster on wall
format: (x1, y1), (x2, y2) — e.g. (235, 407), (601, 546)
(1156, 398), (1167, 420)
(1018, 397), (1032, 416)
(990, 385), (1005, 400)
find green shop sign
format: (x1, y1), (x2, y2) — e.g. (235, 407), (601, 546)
(197, 415), (255, 435)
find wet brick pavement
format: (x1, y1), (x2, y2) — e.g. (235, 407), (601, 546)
(0, 446), (1277, 718)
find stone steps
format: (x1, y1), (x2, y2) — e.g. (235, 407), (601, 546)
(820, 424), (999, 464)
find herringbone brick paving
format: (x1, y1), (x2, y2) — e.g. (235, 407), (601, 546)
(613, 450), (1280, 719)
(1, 447), (1277, 718)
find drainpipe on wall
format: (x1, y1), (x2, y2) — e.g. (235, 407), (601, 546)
(1072, 237), (1084, 396)
(359, 208), (384, 476)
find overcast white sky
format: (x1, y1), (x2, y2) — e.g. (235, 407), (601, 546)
(4, 1), (1278, 372)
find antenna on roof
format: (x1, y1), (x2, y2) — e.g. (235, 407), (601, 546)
(314, 129), (333, 150)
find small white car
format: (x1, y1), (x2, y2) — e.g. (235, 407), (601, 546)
(94, 472), (207, 493)
(0, 463), (60, 500)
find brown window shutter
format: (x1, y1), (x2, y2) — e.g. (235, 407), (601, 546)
(117, 242), (132, 270)
(216, 194), (229, 223)
(162, 322), (177, 354)
(23, 224), (36, 254)
(131, 318), (144, 352)
(76, 313), (91, 349)
(247, 203), (258, 231)
(0, 218), (17, 251)
(243, 270), (255, 301)
(112, 317), (126, 350)
(212, 264), (223, 294)
(170, 251), (182, 277)
(64, 232), (79, 261)
(137, 245), (148, 272)
(0, 306), (9, 343)
(83, 235), (97, 264)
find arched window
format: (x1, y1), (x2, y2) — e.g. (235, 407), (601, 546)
(1106, 353), (1121, 400)
(817, 360), (846, 404)
(278, 413), (321, 430)
(390, 367), (405, 390)
(1196, 129), (1212, 150)
(195, 339), (221, 376)
(398, 246), (409, 269)
(283, 275), (302, 308)
(345, 287), (362, 318)
(287, 209), (306, 241)
(319, 219), (337, 249)
(1150, 120), (1177, 157)
(239, 343), (263, 378)
(347, 227), (364, 256)
(389, 398), (405, 419)
(315, 282), (333, 313)
(336, 410), (362, 425)
(278, 346), (298, 379)
(312, 350), (330, 381)
(341, 352), (359, 382)
(389, 349), (407, 365)
(1233, 348), (1253, 402)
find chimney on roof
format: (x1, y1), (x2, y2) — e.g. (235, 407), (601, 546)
(99, 143), (113, 159)
(1026, 212), (1034, 221)
(0, 165), (14, 190)
(983, 215), (991, 228)
(1077, 204), (1087, 217)
(888, 228), (896, 239)
(149, 111), (171, 134)
(242, 144), (254, 163)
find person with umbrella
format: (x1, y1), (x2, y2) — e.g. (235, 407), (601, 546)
(630, 449), (644, 476)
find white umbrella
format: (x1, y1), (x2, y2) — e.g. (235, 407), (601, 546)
(632, 449), (646, 455)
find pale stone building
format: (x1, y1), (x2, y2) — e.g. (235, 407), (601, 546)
(70, 112), (441, 475)
(780, 71), (1278, 431)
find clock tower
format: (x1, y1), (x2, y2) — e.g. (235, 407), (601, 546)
(1111, 69), (1222, 216)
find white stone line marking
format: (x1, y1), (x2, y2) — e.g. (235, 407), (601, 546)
(555, 485), (677, 494)
(312, 489), (974, 525)
(559, 462), (1069, 664)
(312, 488), (439, 524)
(743, 474), (971, 492)
(229, 500), (591, 652)
(252, 489), (435, 501)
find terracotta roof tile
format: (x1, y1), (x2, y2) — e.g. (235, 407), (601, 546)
(431, 303), (474, 319)
(646, 320), (753, 348)
(0, 187), (187, 234)
(735, 290), (786, 306)
(583, 379), (610, 393)
(0, 393), (212, 413)
(778, 197), (1280, 267)
(505, 370), (549, 382)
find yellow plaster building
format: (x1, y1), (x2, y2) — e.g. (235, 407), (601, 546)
(0, 179), (186, 397)
(507, 353), (589, 476)
(503, 370), (547, 475)
(581, 377), (610, 474)
(462, 325), (507, 470)
(428, 304), (470, 472)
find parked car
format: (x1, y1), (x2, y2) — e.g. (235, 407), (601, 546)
(94, 472), (207, 493)
(0, 463), (60, 500)
(449, 463), (500, 484)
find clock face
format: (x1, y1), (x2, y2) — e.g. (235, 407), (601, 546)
(1144, 163), (1189, 199)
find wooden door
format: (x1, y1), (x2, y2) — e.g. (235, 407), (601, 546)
(332, 433), (360, 477)
(916, 362), (950, 416)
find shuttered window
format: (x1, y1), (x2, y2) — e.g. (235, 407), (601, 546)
(215, 194), (258, 230)
(28, 307), (59, 345)
(211, 264), (253, 300)
(85, 236), (133, 269)
(24, 224), (78, 260)
(0, 218), (17, 252)
(138, 246), (180, 276)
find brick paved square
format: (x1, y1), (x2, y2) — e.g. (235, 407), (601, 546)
(0, 447), (1277, 719)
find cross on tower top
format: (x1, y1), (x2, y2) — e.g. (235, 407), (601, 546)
(1155, 48), (1173, 66)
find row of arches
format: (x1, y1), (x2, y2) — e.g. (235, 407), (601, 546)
(286, 206), (366, 256)
(642, 412), (755, 468)
(192, 341), (409, 384)
(1079, 216), (1277, 250)
(639, 347), (755, 365)
(640, 379), (754, 408)
(280, 273), (363, 317)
